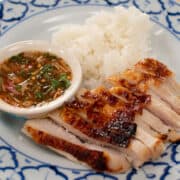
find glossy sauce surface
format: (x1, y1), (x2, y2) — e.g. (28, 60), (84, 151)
(0, 51), (72, 107)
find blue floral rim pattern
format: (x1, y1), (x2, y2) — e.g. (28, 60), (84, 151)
(0, 0), (180, 40)
(0, 0), (180, 179)
(0, 136), (180, 179)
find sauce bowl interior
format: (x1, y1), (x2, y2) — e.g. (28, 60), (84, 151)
(0, 40), (82, 117)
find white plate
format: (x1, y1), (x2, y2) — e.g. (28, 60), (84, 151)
(0, 0), (179, 179)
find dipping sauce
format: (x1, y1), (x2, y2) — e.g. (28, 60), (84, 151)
(0, 51), (72, 107)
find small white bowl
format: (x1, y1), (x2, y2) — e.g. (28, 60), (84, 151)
(0, 40), (82, 118)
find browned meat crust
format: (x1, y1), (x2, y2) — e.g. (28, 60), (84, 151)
(61, 107), (137, 147)
(21, 58), (179, 173)
(25, 126), (109, 171)
(135, 58), (172, 80)
(59, 59), (176, 149)
(109, 86), (151, 114)
(111, 58), (173, 91)
(60, 85), (152, 147)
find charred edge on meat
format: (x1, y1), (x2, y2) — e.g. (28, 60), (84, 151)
(26, 126), (109, 171)
(110, 86), (151, 114)
(136, 58), (172, 79)
(61, 107), (137, 148)
(61, 86), (150, 147)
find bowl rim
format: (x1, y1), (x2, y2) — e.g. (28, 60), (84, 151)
(0, 40), (82, 117)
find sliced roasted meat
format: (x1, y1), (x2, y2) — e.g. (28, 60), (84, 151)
(147, 92), (180, 129)
(107, 59), (180, 130)
(22, 58), (180, 173)
(110, 86), (180, 142)
(49, 110), (151, 168)
(109, 59), (180, 114)
(50, 86), (162, 166)
(136, 110), (180, 142)
(85, 87), (164, 159)
(22, 118), (131, 172)
(135, 59), (180, 114)
(60, 88), (137, 148)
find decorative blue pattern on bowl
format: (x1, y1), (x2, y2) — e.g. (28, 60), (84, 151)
(0, 0), (180, 179)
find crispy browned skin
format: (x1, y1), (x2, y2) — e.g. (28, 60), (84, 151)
(25, 126), (109, 171)
(22, 58), (178, 173)
(61, 106), (136, 147)
(109, 86), (151, 114)
(107, 58), (173, 105)
(113, 59), (173, 91)
(60, 59), (172, 148)
(59, 85), (152, 147)
(108, 59), (180, 141)
(135, 58), (172, 80)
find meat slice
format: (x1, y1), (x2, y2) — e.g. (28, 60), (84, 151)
(49, 110), (151, 168)
(134, 124), (164, 159)
(135, 59), (180, 114)
(88, 87), (164, 159)
(136, 110), (180, 142)
(107, 59), (180, 114)
(109, 86), (180, 142)
(22, 118), (131, 172)
(107, 60), (180, 130)
(149, 78), (180, 114)
(21, 58), (179, 172)
(49, 85), (161, 167)
(147, 92), (180, 130)
(60, 88), (137, 148)
(115, 59), (180, 114)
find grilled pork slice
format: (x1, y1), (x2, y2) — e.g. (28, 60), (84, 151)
(110, 86), (180, 142)
(135, 59), (180, 114)
(49, 110), (151, 168)
(147, 92), (180, 130)
(134, 124), (164, 159)
(107, 59), (180, 130)
(108, 78), (180, 133)
(22, 118), (131, 172)
(50, 85), (160, 166)
(85, 87), (164, 159)
(149, 78), (180, 114)
(136, 110), (180, 142)
(121, 59), (180, 115)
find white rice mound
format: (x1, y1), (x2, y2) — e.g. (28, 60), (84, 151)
(52, 6), (152, 88)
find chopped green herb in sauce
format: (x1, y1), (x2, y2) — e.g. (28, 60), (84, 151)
(15, 84), (22, 91)
(35, 91), (44, 100)
(43, 52), (57, 60)
(0, 51), (72, 107)
(10, 53), (29, 64)
(40, 64), (54, 74)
